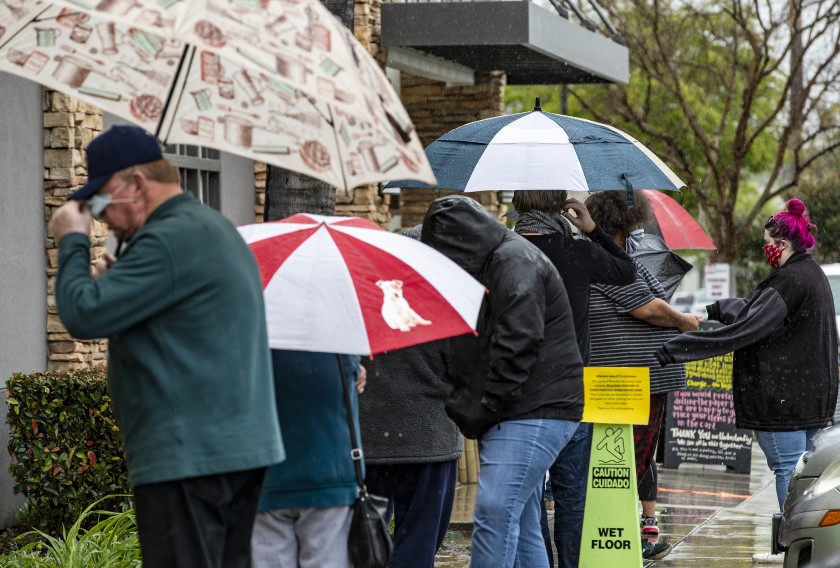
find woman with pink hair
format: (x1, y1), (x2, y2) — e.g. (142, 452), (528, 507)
(655, 199), (838, 560)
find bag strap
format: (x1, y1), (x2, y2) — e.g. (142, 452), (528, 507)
(336, 354), (367, 495)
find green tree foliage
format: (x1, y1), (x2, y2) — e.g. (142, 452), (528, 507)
(512, 1), (840, 263)
(792, 163), (840, 264)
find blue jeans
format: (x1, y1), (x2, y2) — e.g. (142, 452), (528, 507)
(543, 422), (592, 568)
(471, 419), (578, 568)
(754, 429), (819, 510)
(365, 461), (457, 568)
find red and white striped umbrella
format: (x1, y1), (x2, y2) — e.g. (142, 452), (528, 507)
(238, 214), (486, 356)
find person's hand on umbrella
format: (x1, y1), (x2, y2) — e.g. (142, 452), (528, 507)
(49, 201), (92, 244)
(561, 198), (597, 234)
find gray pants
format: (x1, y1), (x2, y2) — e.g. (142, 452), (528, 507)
(251, 506), (353, 568)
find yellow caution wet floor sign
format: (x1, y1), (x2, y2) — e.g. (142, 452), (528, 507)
(579, 367), (650, 568)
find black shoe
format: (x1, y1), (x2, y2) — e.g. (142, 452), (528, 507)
(642, 539), (672, 560)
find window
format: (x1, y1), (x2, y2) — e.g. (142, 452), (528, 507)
(162, 144), (221, 210)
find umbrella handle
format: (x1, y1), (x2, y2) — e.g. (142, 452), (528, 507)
(622, 174), (635, 208)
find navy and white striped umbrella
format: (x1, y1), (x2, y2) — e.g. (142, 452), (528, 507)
(388, 105), (685, 193)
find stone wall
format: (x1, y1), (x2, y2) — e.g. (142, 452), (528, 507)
(398, 71), (508, 227)
(43, 90), (107, 371)
(255, 161), (266, 222)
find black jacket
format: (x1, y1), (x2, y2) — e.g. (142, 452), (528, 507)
(656, 253), (838, 431)
(421, 196), (583, 439)
(360, 339), (463, 464)
(524, 227), (635, 364)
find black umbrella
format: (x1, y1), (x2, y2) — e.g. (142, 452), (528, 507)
(629, 233), (693, 302)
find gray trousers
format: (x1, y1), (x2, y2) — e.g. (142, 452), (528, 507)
(251, 506), (353, 568)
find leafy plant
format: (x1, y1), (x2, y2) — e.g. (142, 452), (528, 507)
(0, 496), (140, 567)
(5, 368), (130, 532)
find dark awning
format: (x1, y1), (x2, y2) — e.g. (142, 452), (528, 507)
(381, 1), (629, 85)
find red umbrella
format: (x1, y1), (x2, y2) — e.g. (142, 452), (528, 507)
(642, 190), (716, 251)
(238, 214), (485, 356)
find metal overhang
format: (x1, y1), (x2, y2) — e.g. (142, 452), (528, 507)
(381, 1), (629, 85)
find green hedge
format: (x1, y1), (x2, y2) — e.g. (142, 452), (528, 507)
(6, 367), (130, 531)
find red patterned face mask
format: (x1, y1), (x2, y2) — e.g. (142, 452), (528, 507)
(763, 243), (783, 269)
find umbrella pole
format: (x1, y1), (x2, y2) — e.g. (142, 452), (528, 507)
(0, 6), (51, 51)
(155, 45), (193, 142)
(327, 105), (350, 195)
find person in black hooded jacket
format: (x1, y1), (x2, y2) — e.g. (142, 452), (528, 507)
(421, 195), (583, 568)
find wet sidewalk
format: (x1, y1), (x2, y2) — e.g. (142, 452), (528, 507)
(655, 442), (777, 566)
(436, 442), (778, 567)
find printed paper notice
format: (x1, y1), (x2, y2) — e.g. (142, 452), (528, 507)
(582, 367), (650, 425)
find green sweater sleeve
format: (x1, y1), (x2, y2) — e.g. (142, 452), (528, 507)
(56, 232), (178, 339)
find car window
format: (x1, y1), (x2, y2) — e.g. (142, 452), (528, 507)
(828, 275), (840, 316)
(674, 296), (693, 307)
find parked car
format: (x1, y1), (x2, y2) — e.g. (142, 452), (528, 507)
(820, 264), (840, 425)
(775, 425), (840, 567)
(773, 266), (840, 566)
(821, 263), (840, 334)
(670, 288), (709, 319)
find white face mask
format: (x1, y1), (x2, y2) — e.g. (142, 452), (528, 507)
(625, 228), (645, 253)
(87, 180), (134, 219)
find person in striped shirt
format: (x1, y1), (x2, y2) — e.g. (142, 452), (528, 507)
(586, 190), (701, 560)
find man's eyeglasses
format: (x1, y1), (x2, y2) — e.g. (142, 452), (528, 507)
(87, 179), (134, 220)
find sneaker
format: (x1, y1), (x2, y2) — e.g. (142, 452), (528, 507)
(641, 515), (659, 536)
(642, 539), (671, 560)
(752, 551), (784, 564)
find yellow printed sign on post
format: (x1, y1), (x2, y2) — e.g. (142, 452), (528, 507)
(582, 367), (650, 425)
(579, 367), (650, 568)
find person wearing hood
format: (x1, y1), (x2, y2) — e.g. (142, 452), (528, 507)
(421, 195), (583, 568)
(359, 225), (463, 568)
(654, 199), (838, 563)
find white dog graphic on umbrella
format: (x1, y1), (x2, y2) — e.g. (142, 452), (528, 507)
(376, 279), (432, 332)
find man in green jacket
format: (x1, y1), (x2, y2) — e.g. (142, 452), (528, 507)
(49, 125), (285, 568)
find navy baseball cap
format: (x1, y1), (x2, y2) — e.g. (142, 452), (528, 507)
(68, 125), (163, 201)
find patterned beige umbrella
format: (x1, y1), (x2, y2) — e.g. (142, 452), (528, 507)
(0, 0), (435, 190)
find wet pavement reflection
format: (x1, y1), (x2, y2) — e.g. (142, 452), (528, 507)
(651, 443), (776, 566)
(435, 442), (778, 567)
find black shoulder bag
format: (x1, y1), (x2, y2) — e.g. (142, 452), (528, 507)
(337, 355), (393, 568)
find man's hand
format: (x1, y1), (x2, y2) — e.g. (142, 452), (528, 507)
(561, 198), (597, 234)
(93, 252), (117, 278)
(49, 201), (91, 244)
